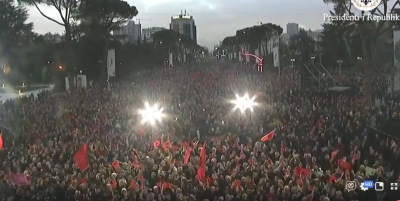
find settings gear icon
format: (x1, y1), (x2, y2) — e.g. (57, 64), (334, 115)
(360, 183), (368, 191)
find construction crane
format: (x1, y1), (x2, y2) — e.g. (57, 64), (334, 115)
(135, 19), (152, 24)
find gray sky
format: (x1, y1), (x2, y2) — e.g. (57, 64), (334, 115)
(27, 0), (333, 50)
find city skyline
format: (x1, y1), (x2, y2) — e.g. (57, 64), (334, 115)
(27, 0), (334, 50)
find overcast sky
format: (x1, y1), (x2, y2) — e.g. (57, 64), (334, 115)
(27, 0), (333, 50)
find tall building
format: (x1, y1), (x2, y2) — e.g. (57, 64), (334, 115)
(286, 23), (299, 36)
(113, 21), (141, 44)
(142, 27), (166, 42)
(169, 11), (197, 44)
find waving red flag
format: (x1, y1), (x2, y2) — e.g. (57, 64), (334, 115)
(331, 149), (339, 159)
(197, 143), (206, 182)
(162, 141), (172, 150)
(153, 140), (160, 148)
(338, 159), (351, 170)
(261, 129), (276, 142)
(0, 134), (3, 150)
(184, 147), (192, 164)
(74, 144), (89, 171)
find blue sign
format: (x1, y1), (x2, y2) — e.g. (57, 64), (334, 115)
(364, 180), (374, 189)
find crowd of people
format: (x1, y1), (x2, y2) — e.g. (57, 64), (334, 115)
(0, 63), (399, 201)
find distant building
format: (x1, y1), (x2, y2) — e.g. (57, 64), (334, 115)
(113, 21), (141, 44)
(266, 29), (322, 54)
(141, 27), (166, 42)
(43, 33), (62, 43)
(169, 10), (197, 44)
(287, 23), (299, 36)
(306, 29), (322, 42)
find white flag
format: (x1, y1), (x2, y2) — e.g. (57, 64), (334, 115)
(107, 49), (116, 77)
(273, 47), (279, 67)
(169, 53), (173, 66)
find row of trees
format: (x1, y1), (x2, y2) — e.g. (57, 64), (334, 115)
(219, 1), (398, 106)
(0, 0), (205, 89)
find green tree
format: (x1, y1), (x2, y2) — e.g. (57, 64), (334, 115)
(77, 0), (138, 83)
(255, 23), (283, 55)
(289, 29), (317, 63)
(221, 36), (237, 58)
(323, 0), (400, 106)
(153, 30), (182, 62)
(0, 0), (36, 84)
(233, 24), (283, 64)
(152, 30), (199, 65)
(319, 6), (361, 68)
(20, 0), (79, 90)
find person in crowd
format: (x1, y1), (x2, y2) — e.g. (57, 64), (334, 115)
(0, 65), (399, 201)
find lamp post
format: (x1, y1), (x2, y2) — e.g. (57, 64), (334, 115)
(336, 59), (343, 76)
(278, 55), (286, 84)
(311, 56), (315, 64)
(290, 59), (296, 68)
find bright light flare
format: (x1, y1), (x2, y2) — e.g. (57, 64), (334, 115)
(138, 102), (165, 125)
(230, 93), (258, 113)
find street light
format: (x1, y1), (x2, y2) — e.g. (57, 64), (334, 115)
(290, 59), (296, 68)
(138, 102), (165, 125)
(230, 93), (258, 121)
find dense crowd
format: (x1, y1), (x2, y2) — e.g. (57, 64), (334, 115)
(0, 64), (399, 201)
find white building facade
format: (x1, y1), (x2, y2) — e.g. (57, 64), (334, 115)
(141, 27), (166, 42)
(265, 30), (322, 54)
(113, 21), (141, 44)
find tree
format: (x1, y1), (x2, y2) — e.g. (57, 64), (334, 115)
(221, 36), (238, 56)
(235, 24), (283, 50)
(288, 29), (317, 63)
(77, 0), (138, 83)
(0, 0), (36, 84)
(319, 6), (362, 68)
(323, 0), (400, 106)
(20, 0), (79, 90)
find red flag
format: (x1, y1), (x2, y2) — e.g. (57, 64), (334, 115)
(184, 147), (191, 164)
(261, 129), (276, 142)
(112, 161), (120, 171)
(197, 143), (206, 182)
(331, 150), (339, 159)
(0, 134), (3, 150)
(74, 144), (89, 171)
(338, 159), (351, 170)
(294, 166), (302, 177)
(162, 141), (172, 150)
(329, 175), (337, 183)
(153, 140), (160, 148)
(300, 168), (311, 178)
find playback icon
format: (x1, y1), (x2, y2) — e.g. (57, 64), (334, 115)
(391, 183), (398, 190)
(375, 182), (384, 191)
